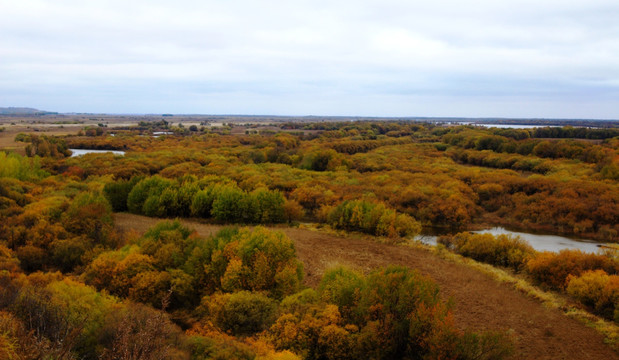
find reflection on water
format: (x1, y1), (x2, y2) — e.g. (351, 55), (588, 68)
(70, 149), (126, 157)
(415, 227), (607, 253)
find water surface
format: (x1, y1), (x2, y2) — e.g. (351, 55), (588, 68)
(416, 227), (607, 253)
(70, 149), (125, 157)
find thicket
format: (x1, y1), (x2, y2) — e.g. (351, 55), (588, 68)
(438, 232), (536, 271)
(106, 175), (290, 224)
(0, 152), (48, 180)
(84, 223), (303, 309)
(326, 199), (421, 239)
(21, 134), (72, 158)
(56, 123), (617, 240)
(526, 249), (619, 290)
(443, 126), (616, 157)
(264, 266), (514, 360)
(566, 270), (619, 322)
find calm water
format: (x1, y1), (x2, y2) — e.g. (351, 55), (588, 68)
(70, 149), (125, 157)
(416, 227), (607, 253)
(457, 122), (558, 129)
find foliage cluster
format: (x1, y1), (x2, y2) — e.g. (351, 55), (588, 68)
(3, 187), (116, 273)
(526, 249), (619, 290)
(261, 266), (513, 360)
(0, 152), (48, 180)
(55, 122), (617, 240)
(0, 219), (514, 360)
(106, 175), (290, 224)
(566, 270), (619, 322)
(327, 199), (421, 239)
(84, 223), (303, 309)
(23, 135), (72, 158)
(438, 232), (536, 271)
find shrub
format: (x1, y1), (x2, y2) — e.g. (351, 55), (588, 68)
(438, 232), (536, 271)
(233, 227), (303, 298)
(319, 267), (365, 322)
(273, 265), (513, 360)
(16, 245), (48, 272)
(185, 333), (256, 360)
(100, 302), (183, 360)
(328, 199), (421, 239)
(126, 176), (172, 214)
(50, 237), (88, 272)
(526, 249), (619, 290)
(203, 291), (278, 336)
(103, 176), (141, 212)
(211, 185), (248, 222)
(566, 270), (619, 321)
(63, 191), (113, 245)
(252, 188), (286, 223)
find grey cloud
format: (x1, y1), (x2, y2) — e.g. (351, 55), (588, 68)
(0, 0), (618, 118)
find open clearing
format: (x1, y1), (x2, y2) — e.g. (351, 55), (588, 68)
(115, 213), (618, 360)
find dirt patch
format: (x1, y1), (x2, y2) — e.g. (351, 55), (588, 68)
(114, 213), (618, 360)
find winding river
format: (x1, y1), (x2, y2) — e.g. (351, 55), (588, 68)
(69, 149), (126, 157)
(416, 227), (607, 253)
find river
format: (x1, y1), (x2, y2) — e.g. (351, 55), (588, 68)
(70, 149), (126, 157)
(416, 227), (607, 253)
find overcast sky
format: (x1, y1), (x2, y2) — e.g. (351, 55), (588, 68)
(1, 0), (619, 118)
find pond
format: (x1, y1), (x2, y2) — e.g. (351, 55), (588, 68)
(69, 149), (126, 157)
(416, 227), (607, 253)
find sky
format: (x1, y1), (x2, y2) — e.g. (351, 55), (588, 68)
(1, 0), (619, 119)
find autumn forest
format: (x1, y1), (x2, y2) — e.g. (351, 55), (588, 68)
(1, 116), (619, 359)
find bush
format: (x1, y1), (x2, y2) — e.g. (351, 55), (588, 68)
(126, 176), (172, 214)
(211, 185), (249, 222)
(16, 245), (48, 272)
(63, 191), (113, 245)
(328, 199), (421, 239)
(319, 267), (364, 322)
(526, 249), (619, 290)
(103, 176), (141, 212)
(566, 270), (619, 321)
(252, 188), (286, 223)
(273, 265), (513, 360)
(438, 232), (536, 271)
(203, 291), (278, 336)
(185, 334), (256, 360)
(99, 302), (183, 360)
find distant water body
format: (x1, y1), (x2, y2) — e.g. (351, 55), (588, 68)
(69, 149), (125, 157)
(417, 227), (606, 253)
(457, 122), (559, 129)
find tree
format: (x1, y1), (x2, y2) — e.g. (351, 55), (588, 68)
(63, 191), (113, 245)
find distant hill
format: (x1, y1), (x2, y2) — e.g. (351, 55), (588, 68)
(0, 107), (58, 115)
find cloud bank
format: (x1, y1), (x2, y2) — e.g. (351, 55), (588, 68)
(1, 0), (618, 118)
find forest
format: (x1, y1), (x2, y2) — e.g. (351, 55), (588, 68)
(0, 118), (618, 359)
